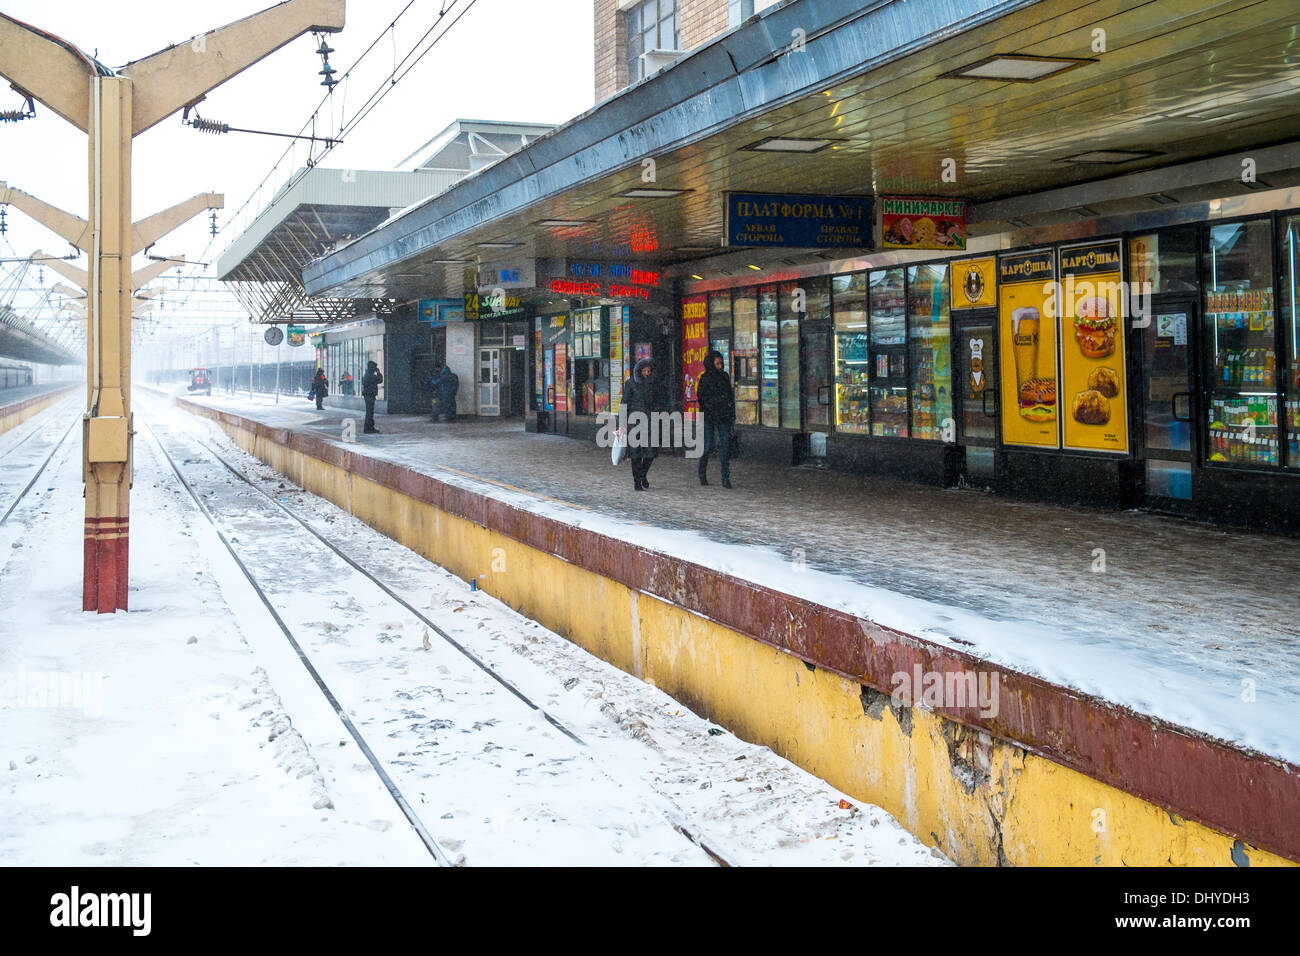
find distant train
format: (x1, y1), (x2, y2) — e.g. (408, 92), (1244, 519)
(0, 363), (34, 390)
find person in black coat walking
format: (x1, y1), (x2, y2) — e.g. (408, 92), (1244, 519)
(696, 350), (735, 488)
(310, 368), (328, 410)
(361, 360), (383, 433)
(621, 356), (660, 490)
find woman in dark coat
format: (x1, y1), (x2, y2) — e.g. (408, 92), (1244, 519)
(621, 357), (660, 490)
(310, 368), (328, 410)
(361, 360), (383, 433)
(696, 349), (735, 488)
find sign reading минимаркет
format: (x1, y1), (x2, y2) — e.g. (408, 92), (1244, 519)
(725, 192), (874, 249)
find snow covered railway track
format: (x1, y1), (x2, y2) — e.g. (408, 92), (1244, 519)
(0, 410), (79, 527)
(136, 411), (733, 867)
(138, 415), (453, 866)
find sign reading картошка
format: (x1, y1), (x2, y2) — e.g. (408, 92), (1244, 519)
(725, 192), (873, 249)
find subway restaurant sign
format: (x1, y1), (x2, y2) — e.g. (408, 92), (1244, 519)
(881, 197), (967, 251)
(725, 192), (873, 249)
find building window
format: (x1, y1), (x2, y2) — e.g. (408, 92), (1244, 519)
(625, 0), (680, 83)
(728, 0), (755, 28)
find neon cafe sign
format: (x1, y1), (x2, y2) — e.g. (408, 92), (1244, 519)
(550, 261), (660, 300)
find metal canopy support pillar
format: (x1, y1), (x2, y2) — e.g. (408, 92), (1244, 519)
(0, 0), (345, 612)
(83, 75), (134, 612)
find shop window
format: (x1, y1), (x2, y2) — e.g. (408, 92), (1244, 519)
(1129, 226), (1198, 295)
(759, 285), (780, 427)
(571, 308), (610, 415)
(625, 0), (679, 83)
(732, 290), (759, 424)
(709, 291), (732, 371)
(907, 264), (953, 441)
(1202, 219), (1277, 467)
(800, 277), (832, 429)
(869, 268), (908, 437)
(1280, 215), (1300, 470)
(778, 282), (802, 430)
(832, 272), (869, 434)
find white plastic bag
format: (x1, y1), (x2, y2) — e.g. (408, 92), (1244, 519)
(611, 428), (627, 466)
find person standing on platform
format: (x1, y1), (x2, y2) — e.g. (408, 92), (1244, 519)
(621, 357), (660, 491)
(436, 363), (460, 422)
(362, 360), (383, 434)
(696, 350), (735, 488)
(310, 367), (328, 410)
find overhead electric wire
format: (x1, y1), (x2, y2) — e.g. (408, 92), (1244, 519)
(165, 0), (476, 327)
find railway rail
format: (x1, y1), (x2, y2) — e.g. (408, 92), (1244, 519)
(134, 405), (732, 867)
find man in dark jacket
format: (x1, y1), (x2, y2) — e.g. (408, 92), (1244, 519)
(696, 350), (734, 488)
(436, 364), (459, 422)
(621, 357), (659, 491)
(310, 368), (328, 410)
(361, 360), (383, 433)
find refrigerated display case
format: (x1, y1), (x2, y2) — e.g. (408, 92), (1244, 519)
(869, 268), (908, 437)
(1202, 220), (1278, 467)
(709, 290), (732, 372)
(833, 272), (869, 434)
(1282, 214), (1300, 469)
(759, 285), (780, 426)
(733, 290), (760, 424)
(907, 263), (953, 440)
(779, 282), (802, 430)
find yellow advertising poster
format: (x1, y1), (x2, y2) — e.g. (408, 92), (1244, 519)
(952, 256), (996, 310)
(998, 250), (1058, 447)
(1059, 240), (1128, 453)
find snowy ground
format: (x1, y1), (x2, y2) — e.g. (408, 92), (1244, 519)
(170, 389), (1300, 766)
(0, 392), (944, 866)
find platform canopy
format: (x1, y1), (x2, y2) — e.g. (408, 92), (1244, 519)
(0, 304), (79, 366)
(301, 0), (1300, 305)
(217, 120), (556, 324)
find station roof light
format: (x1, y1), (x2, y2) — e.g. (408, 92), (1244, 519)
(618, 188), (691, 198)
(1062, 149), (1163, 164)
(743, 136), (839, 153)
(535, 218), (595, 227)
(940, 54), (1093, 82)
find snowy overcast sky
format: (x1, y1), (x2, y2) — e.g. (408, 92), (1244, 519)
(0, 0), (595, 270)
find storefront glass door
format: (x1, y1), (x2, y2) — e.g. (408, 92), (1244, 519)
(1142, 298), (1196, 502)
(954, 313), (998, 478)
(479, 348), (501, 416)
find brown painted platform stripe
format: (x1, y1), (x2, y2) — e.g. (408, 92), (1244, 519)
(176, 398), (1300, 861)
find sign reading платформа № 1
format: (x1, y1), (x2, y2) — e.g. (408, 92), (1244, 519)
(725, 192), (873, 249)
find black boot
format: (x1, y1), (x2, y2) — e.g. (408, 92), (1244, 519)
(699, 472), (708, 486)
(722, 478), (733, 489)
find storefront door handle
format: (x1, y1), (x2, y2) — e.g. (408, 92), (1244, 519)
(818, 385), (831, 405)
(981, 389), (997, 417)
(1172, 391), (1192, 422)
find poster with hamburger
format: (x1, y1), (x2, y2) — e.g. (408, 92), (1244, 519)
(1058, 240), (1128, 453)
(998, 250), (1059, 447)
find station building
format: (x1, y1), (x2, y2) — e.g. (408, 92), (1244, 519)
(242, 0), (1300, 532)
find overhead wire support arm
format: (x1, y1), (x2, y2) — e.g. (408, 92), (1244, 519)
(183, 109), (343, 147)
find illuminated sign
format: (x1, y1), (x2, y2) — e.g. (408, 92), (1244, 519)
(568, 262), (660, 286)
(549, 278), (651, 300)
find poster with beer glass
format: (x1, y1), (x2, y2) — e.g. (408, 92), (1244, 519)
(1058, 240), (1128, 453)
(998, 250), (1059, 447)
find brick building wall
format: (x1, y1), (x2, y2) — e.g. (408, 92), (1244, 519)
(680, 0), (730, 52)
(595, 0), (736, 102)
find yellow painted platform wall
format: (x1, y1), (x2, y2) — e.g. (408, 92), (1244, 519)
(0, 387), (76, 437)
(203, 410), (1292, 867)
